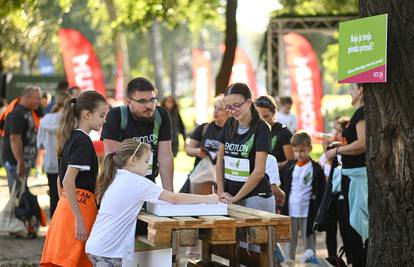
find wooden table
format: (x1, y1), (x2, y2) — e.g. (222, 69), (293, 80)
(137, 204), (291, 267)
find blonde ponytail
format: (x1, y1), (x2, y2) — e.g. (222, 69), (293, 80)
(95, 153), (117, 204)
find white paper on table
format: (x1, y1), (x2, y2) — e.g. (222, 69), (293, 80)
(146, 201), (228, 217)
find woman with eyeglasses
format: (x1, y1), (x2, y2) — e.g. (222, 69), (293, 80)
(255, 95), (294, 170)
(217, 83), (274, 213)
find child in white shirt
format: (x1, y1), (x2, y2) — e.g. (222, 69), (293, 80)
(86, 139), (218, 266)
(280, 132), (325, 261)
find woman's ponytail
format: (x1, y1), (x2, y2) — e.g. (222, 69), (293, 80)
(57, 98), (77, 156)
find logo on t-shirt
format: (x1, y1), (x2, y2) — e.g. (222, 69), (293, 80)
(225, 143), (249, 154)
(133, 134), (158, 145)
(303, 172), (312, 185)
(204, 139), (220, 150)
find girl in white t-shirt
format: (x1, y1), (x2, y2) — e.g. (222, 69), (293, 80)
(86, 139), (218, 266)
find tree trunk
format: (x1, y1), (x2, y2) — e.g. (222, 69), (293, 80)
(104, 0), (130, 90)
(360, 1), (414, 266)
(169, 34), (177, 96)
(150, 21), (165, 97)
(215, 0), (238, 95)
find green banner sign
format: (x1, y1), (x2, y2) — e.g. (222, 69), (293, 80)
(6, 74), (65, 101)
(339, 14), (387, 83)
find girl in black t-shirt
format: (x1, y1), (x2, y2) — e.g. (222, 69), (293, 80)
(41, 91), (108, 267)
(217, 83), (274, 213)
(325, 84), (368, 267)
(185, 95), (229, 194)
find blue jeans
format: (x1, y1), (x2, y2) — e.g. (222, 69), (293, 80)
(4, 161), (30, 194)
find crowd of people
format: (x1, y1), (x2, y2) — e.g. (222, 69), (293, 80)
(0, 77), (368, 267)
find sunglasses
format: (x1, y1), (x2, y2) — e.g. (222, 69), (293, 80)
(129, 97), (159, 105)
(224, 99), (250, 113)
(254, 98), (275, 109)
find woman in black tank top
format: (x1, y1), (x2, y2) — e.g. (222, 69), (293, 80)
(325, 83), (368, 267)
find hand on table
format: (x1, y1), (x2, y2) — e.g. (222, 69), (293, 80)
(219, 192), (234, 204)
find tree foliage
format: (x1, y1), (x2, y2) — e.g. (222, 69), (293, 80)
(0, 0), (224, 93)
(276, 0), (358, 15)
(268, 0), (359, 96)
(0, 0), (62, 72)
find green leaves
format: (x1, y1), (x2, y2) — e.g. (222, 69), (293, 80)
(275, 0), (358, 16)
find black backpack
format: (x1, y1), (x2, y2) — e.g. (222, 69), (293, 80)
(15, 187), (41, 238)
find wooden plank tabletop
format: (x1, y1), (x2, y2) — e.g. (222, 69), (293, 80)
(138, 204), (291, 229)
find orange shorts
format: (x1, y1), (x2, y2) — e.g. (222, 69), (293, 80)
(41, 189), (97, 267)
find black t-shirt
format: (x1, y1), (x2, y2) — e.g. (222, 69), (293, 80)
(3, 104), (37, 167)
(59, 130), (98, 193)
(101, 106), (172, 181)
(342, 106), (366, 168)
(271, 122), (292, 162)
(190, 122), (222, 166)
(218, 118), (272, 199)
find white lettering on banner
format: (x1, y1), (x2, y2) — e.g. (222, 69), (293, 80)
(231, 64), (248, 84)
(294, 57), (316, 134)
(195, 67), (208, 125)
(72, 54), (95, 91)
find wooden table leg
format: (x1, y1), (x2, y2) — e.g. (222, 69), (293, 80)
(201, 239), (212, 265)
(267, 226), (275, 267)
(172, 230), (180, 267)
(228, 242), (240, 267)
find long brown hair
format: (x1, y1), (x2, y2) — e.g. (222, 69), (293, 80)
(56, 90), (107, 156)
(95, 139), (151, 204)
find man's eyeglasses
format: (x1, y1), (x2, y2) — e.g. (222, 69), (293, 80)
(224, 99), (249, 113)
(129, 97), (158, 105)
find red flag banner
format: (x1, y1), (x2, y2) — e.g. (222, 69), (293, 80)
(283, 32), (323, 134)
(59, 28), (106, 96)
(220, 45), (258, 97)
(192, 49), (212, 125)
(230, 47), (258, 97)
